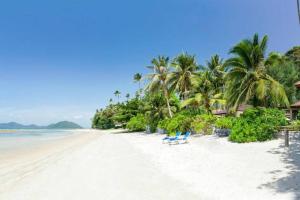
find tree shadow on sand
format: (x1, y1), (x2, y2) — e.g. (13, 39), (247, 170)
(259, 133), (300, 199)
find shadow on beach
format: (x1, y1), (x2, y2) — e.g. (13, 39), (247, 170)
(259, 133), (300, 199)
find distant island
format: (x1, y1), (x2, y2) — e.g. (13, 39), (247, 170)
(0, 121), (83, 129)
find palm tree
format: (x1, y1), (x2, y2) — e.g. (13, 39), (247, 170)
(109, 98), (113, 104)
(133, 73), (142, 90)
(125, 93), (130, 101)
(169, 53), (198, 100)
(206, 54), (225, 92)
(146, 56), (173, 118)
(225, 34), (289, 110)
(114, 90), (121, 103)
(181, 70), (225, 113)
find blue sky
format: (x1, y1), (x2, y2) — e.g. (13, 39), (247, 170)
(0, 0), (299, 127)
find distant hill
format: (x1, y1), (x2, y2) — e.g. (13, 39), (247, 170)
(46, 121), (82, 129)
(0, 121), (82, 129)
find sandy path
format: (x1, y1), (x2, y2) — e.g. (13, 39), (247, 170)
(0, 131), (200, 200)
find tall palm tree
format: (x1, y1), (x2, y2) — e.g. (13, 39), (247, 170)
(169, 53), (198, 100)
(181, 69), (225, 113)
(133, 73), (142, 90)
(225, 34), (289, 110)
(146, 56), (173, 118)
(125, 93), (130, 101)
(114, 90), (121, 103)
(206, 54), (225, 92)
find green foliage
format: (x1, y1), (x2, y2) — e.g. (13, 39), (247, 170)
(229, 108), (287, 143)
(290, 120), (300, 130)
(158, 114), (193, 136)
(225, 34), (289, 110)
(267, 59), (299, 103)
(144, 92), (179, 133)
(169, 53), (198, 100)
(126, 114), (146, 132)
(157, 118), (170, 130)
(297, 112), (300, 120)
(191, 114), (216, 134)
(214, 117), (236, 129)
(92, 110), (115, 129)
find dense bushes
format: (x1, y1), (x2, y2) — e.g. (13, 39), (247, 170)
(191, 114), (216, 134)
(92, 109), (115, 129)
(126, 114), (146, 132)
(229, 108), (287, 143)
(214, 117), (236, 129)
(291, 120), (300, 130)
(157, 114), (193, 136)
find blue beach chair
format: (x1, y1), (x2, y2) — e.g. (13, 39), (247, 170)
(169, 131), (191, 144)
(162, 131), (181, 143)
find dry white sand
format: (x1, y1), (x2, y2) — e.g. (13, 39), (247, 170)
(0, 129), (299, 200)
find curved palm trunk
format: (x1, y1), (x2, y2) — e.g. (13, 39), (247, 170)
(163, 86), (173, 118)
(205, 97), (212, 114)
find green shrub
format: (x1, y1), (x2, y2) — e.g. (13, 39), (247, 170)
(229, 108), (287, 143)
(291, 120), (300, 130)
(158, 114), (193, 136)
(157, 118), (170, 130)
(214, 117), (236, 129)
(126, 114), (146, 132)
(297, 112), (300, 120)
(191, 114), (216, 134)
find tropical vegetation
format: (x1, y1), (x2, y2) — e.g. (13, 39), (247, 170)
(92, 33), (300, 143)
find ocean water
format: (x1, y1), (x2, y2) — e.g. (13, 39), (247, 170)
(0, 129), (79, 152)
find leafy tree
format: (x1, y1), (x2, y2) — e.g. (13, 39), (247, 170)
(225, 34), (289, 110)
(286, 46), (300, 69)
(146, 56), (174, 117)
(169, 53), (198, 100)
(112, 97), (144, 127)
(126, 114), (146, 132)
(267, 56), (299, 103)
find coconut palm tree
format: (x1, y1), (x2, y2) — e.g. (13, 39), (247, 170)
(225, 34), (289, 110)
(181, 70), (225, 113)
(133, 73), (142, 90)
(114, 90), (121, 103)
(146, 56), (173, 118)
(125, 93), (130, 101)
(206, 54), (225, 92)
(169, 53), (198, 100)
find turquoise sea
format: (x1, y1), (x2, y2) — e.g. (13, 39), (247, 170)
(0, 129), (79, 152)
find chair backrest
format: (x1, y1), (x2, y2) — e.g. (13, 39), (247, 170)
(175, 131), (182, 137)
(183, 131), (191, 139)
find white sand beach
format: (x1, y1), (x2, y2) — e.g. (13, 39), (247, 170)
(0, 129), (299, 200)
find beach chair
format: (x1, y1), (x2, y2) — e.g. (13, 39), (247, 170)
(162, 131), (181, 143)
(169, 131), (191, 145)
